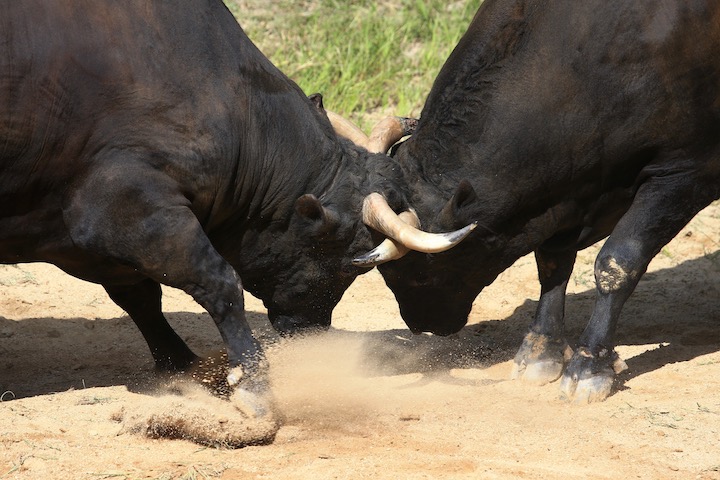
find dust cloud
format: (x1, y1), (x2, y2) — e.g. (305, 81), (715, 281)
(266, 330), (493, 432)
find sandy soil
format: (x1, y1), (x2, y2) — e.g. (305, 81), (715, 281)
(1, 204), (719, 480)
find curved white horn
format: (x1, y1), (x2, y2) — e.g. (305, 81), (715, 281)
(325, 110), (370, 147)
(352, 211), (420, 267)
(326, 111), (415, 154)
(366, 116), (413, 154)
(361, 193), (477, 254)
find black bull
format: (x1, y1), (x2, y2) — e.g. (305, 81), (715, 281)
(376, 0), (720, 403)
(0, 0), (434, 409)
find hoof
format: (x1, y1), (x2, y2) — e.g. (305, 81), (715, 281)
(227, 365), (244, 387)
(511, 332), (571, 385)
(511, 358), (564, 385)
(230, 387), (275, 419)
(558, 346), (627, 404)
(559, 372), (614, 404)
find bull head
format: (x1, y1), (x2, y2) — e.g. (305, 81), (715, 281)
(322, 108), (476, 266)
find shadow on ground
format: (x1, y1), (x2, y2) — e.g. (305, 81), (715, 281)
(1, 253), (718, 399)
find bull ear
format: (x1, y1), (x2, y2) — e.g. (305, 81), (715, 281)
(438, 180), (478, 227)
(308, 93), (325, 111)
(295, 194), (340, 236)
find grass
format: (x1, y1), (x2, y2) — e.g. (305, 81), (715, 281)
(224, 0), (482, 128)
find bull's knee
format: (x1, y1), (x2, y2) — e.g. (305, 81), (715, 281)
(594, 254), (639, 294)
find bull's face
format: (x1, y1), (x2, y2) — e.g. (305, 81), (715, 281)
(382, 260), (474, 335)
(240, 191), (374, 336)
(270, 196), (372, 335)
(360, 178), (496, 336)
(376, 242), (492, 336)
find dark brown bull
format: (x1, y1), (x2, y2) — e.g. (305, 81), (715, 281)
(362, 0), (720, 403)
(0, 0), (471, 417)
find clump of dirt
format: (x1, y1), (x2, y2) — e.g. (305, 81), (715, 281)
(116, 381), (279, 448)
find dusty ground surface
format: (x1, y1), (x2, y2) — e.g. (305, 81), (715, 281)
(1, 204), (719, 480)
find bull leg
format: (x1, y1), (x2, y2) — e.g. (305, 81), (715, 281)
(559, 174), (714, 403)
(65, 170), (270, 414)
(102, 210), (267, 405)
(103, 279), (198, 371)
(511, 246), (576, 384)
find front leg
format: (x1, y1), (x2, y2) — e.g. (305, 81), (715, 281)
(65, 165), (273, 416)
(560, 173), (715, 403)
(512, 245), (576, 384)
(558, 244), (637, 403)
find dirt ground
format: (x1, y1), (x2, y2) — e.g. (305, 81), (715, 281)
(1, 204), (719, 480)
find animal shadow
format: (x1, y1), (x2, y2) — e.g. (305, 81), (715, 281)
(1, 253), (717, 399)
(346, 252), (720, 394)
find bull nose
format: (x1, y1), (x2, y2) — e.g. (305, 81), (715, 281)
(431, 322), (466, 336)
(398, 300), (470, 336)
(415, 321), (466, 336)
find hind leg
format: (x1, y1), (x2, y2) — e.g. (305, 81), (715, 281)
(104, 279), (198, 371)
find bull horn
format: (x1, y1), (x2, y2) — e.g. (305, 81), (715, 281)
(325, 110), (370, 147)
(326, 111), (416, 154)
(367, 116), (418, 154)
(360, 192), (477, 254)
(352, 211), (420, 266)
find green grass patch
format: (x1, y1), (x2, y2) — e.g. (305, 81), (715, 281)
(225, 0), (482, 128)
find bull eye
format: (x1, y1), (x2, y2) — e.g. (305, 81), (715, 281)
(411, 272), (431, 287)
(340, 262), (358, 277)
